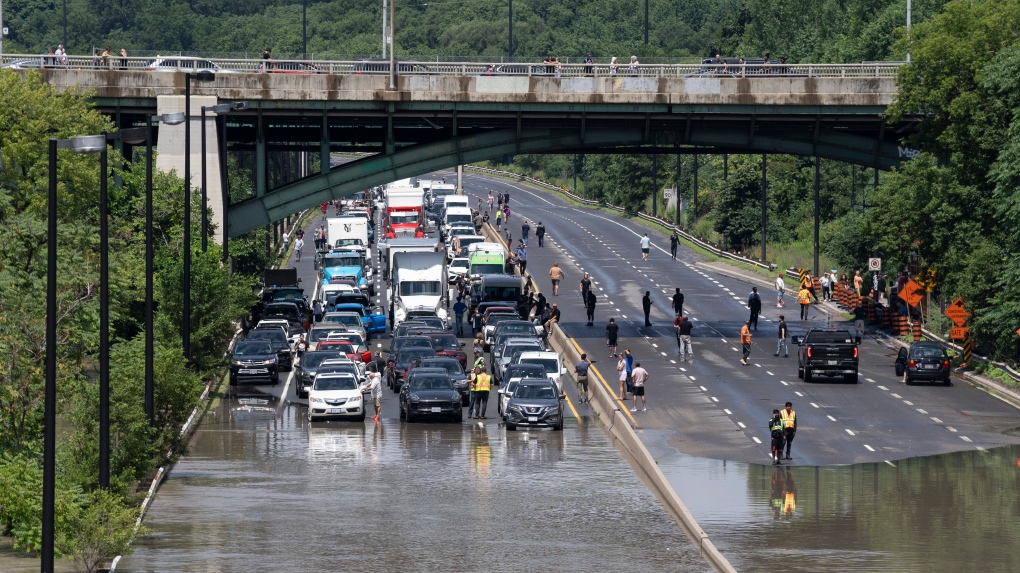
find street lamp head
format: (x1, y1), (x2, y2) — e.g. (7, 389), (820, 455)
(196, 70), (215, 82)
(231, 101), (249, 111)
(158, 112), (185, 125)
(70, 135), (107, 154)
(207, 103), (233, 115)
(117, 127), (149, 145)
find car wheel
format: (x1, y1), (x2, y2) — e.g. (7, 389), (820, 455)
(804, 369), (813, 383)
(845, 372), (858, 384)
(405, 406), (415, 423)
(943, 377), (951, 386)
(555, 420), (564, 431)
(895, 364), (903, 377)
(797, 364), (804, 380)
(356, 411), (366, 422)
(452, 411), (462, 423)
(506, 423), (517, 431)
(399, 403), (406, 420)
(905, 376), (912, 385)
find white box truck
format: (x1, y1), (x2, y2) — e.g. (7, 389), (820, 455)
(390, 251), (448, 326)
(327, 216), (370, 256)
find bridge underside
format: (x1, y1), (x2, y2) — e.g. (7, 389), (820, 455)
(223, 107), (906, 237)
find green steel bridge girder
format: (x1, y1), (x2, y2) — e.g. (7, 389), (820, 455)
(226, 123), (904, 238)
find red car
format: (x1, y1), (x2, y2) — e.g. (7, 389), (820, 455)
(424, 331), (467, 370)
(316, 340), (364, 362)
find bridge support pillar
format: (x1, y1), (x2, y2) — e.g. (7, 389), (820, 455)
(155, 95), (224, 245)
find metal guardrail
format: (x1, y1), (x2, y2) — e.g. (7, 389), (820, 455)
(464, 165), (776, 271)
(0, 54), (904, 79)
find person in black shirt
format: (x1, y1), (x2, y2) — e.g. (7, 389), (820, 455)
(580, 273), (592, 303)
(642, 291), (653, 327)
(770, 409), (786, 465)
(669, 231), (679, 260)
(672, 288), (684, 316)
(535, 222), (546, 247)
(585, 291), (596, 326)
(748, 287), (763, 330)
(605, 318), (619, 356)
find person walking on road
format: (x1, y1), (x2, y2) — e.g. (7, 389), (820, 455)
(536, 222), (546, 247)
(580, 273), (592, 303)
(624, 350), (634, 397)
(781, 402), (797, 460)
(470, 308), (483, 337)
(798, 283), (811, 320)
(774, 315), (789, 357)
(630, 363), (649, 412)
(678, 315), (694, 361)
(669, 231), (679, 260)
(516, 245), (528, 275)
(770, 409), (786, 465)
(574, 353), (594, 404)
(312, 299), (323, 323)
(521, 221), (531, 246)
(642, 291), (653, 327)
(672, 288), (684, 317)
(853, 301), (866, 339)
(549, 262), (564, 296)
(605, 318), (619, 357)
(366, 371), (382, 421)
(469, 366), (492, 419)
(748, 287), (763, 330)
(640, 233), (651, 261)
(820, 272), (831, 302)
(495, 208), (503, 231)
(294, 236), (305, 262)
(453, 297), (468, 336)
(616, 352), (628, 400)
(740, 320), (753, 365)
(282, 230), (290, 252)
(585, 290), (596, 326)
(775, 273), (786, 308)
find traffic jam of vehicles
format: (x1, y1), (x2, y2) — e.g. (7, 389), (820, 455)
(233, 177), (566, 430)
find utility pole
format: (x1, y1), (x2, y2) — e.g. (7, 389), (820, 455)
(508, 0), (513, 61)
(388, 0), (395, 90)
(1, 0), (5, 56)
(906, 0), (912, 62)
(382, 0), (387, 58)
(644, 0), (649, 44)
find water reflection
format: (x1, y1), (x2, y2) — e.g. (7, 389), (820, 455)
(654, 445), (1020, 572)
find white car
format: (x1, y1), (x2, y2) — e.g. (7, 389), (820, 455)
(255, 318), (301, 345)
(142, 56), (240, 73)
(449, 257), (470, 278)
(306, 373), (366, 422)
(447, 234), (486, 261)
(514, 351), (567, 391)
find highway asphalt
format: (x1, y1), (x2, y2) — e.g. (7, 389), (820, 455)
(447, 169), (1020, 466)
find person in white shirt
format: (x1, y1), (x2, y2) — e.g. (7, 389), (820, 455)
(365, 371), (382, 421)
(774, 273), (786, 308)
(640, 233), (651, 261)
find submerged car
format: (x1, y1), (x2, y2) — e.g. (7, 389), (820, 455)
(399, 368), (462, 423)
(307, 373), (365, 422)
(230, 339), (279, 386)
(504, 378), (565, 431)
(895, 341), (952, 385)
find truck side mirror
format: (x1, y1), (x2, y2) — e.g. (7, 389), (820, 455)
(792, 336), (800, 345)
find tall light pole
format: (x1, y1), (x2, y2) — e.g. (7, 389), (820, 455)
(906, 0), (912, 62)
(388, 0), (395, 90)
(644, 0), (649, 44)
(382, 0), (387, 58)
(302, 0), (307, 60)
(1, 0), (6, 55)
(183, 70), (215, 362)
(508, 0), (513, 61)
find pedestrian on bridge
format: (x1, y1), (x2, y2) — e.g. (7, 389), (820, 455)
(640, 233), (651, 261)
(740, 321), (753, 365)
(669, 231), (679, 260)
(495, 208), (503, 231)
(678, 315), (694, 361)
(366, 371), (382, 421)
(453, 297), (468, 336)
(469, 366), (492, 419)
(574, 353), (594, 404)
(282, 230), (290, 252)
(516, 245), (528, 275)
(642, 291), (653, 327)
(294, 237), (305, 262)
(580, 273), (592, 303)
(630, 363), (649, 412)
(521, 221), (531, 246)
(672, 288), (685, 317)
(585, 291), (596, 326)
(748, 287), (762, 330)
(549, 262), (564, 295)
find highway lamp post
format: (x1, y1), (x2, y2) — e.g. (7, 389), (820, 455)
(145, 113), (185, 424)
(508, 0), (513, 61)
(303, 0), (307, 60)
(183, 70), (215, 362)
(200, 102), (248, 254)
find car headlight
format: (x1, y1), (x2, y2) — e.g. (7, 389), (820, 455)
(262, 359), (275, 365)
(309, 397), (324, 403)
(409, 393), (420, 401)
(348, 395), (362, 403)
(507, 404), (522, 413)
(232, 359), (243, 366)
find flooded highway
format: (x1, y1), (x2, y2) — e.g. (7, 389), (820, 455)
(117, 397), (709, 572)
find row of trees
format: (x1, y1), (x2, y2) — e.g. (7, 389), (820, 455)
(496, 0), (1020, 361)
(3, 0), (942, 63)
(0, 71), (270, 569)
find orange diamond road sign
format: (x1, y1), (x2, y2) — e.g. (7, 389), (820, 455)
(950, 326), (969, 340)
(944, 297), (970, 327)
(897, 279), (923, 307)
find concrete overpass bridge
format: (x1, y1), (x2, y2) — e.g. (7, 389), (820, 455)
(4, 56), (914, 239)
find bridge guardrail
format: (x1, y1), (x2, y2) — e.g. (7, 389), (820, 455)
(1, 54), (904, 79)
(463, 165), (775, 271)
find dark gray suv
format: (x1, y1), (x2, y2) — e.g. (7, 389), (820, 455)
(504, 378), (565, 431)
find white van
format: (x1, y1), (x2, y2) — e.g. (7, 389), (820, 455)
(515, 351), (568, 391)
(442, 206), (474, 240)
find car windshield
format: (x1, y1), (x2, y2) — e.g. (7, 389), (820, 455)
(331, 315), (362, 327)
(343, 333), (366, 347)
(332, 306), (367, 317)
(514, 384), (557, 399)
(398, 348), (437, 362)
(314, 377), (358, 391)
(447, 214), (473, 224)
(272, 290), (303, 302)
(484, 285), (521, 301)
(399, 281), (442, 296)
(235, 341), (272, 355)
(334, 295), (368, 306)
(912, 347), (947, 359)
(301, 351), (344, 368)
(498, 324), (533, 334)
(507, 344), (543, 358)
(422, 360), (463, 375)
(318, 364), (358, 376)
(427, 334), (459, 348)
(319, 342), (355, 354)
(419, 317), (446, 330)
(470, 263), (504, 275)
(248, 330), (287, 343)
(264, 306), (300, 321)
(452, 258), (470, 267)
(393, 337), (432, 351)
(334, 239), (364, 248)
(520, 358), (559, 374)
(410, 376), (453, 390)
(322, 255), (363, 268)
(487, 315), (517, 327)
(390, 212), (419, 225)
(506, 366), (544, 379)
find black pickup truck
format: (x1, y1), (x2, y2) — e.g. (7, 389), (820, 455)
(793, 329), (859, 383)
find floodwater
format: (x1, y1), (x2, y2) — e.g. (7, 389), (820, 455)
(646, 432), (1020, 573)
(118, 399), (709, 573)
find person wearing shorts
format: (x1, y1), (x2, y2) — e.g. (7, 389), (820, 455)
(616, 354), (628, 400)
(366, 371), (382, 421)
(549, 262), (564, 296)
(294, 237), (304, 262)
(640, 233), (651, 261)
(605, 318), (619, 357)
(629, 363), (648, 411)
(574, 354), (593, 404)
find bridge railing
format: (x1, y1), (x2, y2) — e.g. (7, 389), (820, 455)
(1, 54), (904, 78)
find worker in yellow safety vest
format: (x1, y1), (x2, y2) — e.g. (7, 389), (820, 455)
(780, 401), (797, 460)
(469, 366), (492, 420)
(798, 285), (811, 321)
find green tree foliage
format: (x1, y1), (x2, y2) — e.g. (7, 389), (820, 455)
(56, 489), (147, 573)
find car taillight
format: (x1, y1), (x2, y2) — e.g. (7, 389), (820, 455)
(806, 347), (812, 358)
(908, 359), (916, 369)
(943, 360), (950, 369)
(853, 347), (859, 359)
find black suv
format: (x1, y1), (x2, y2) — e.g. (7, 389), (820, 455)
(246, 327), (294, 371)
(399, 368), (462, 423)
(230, 340), (279, 385)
